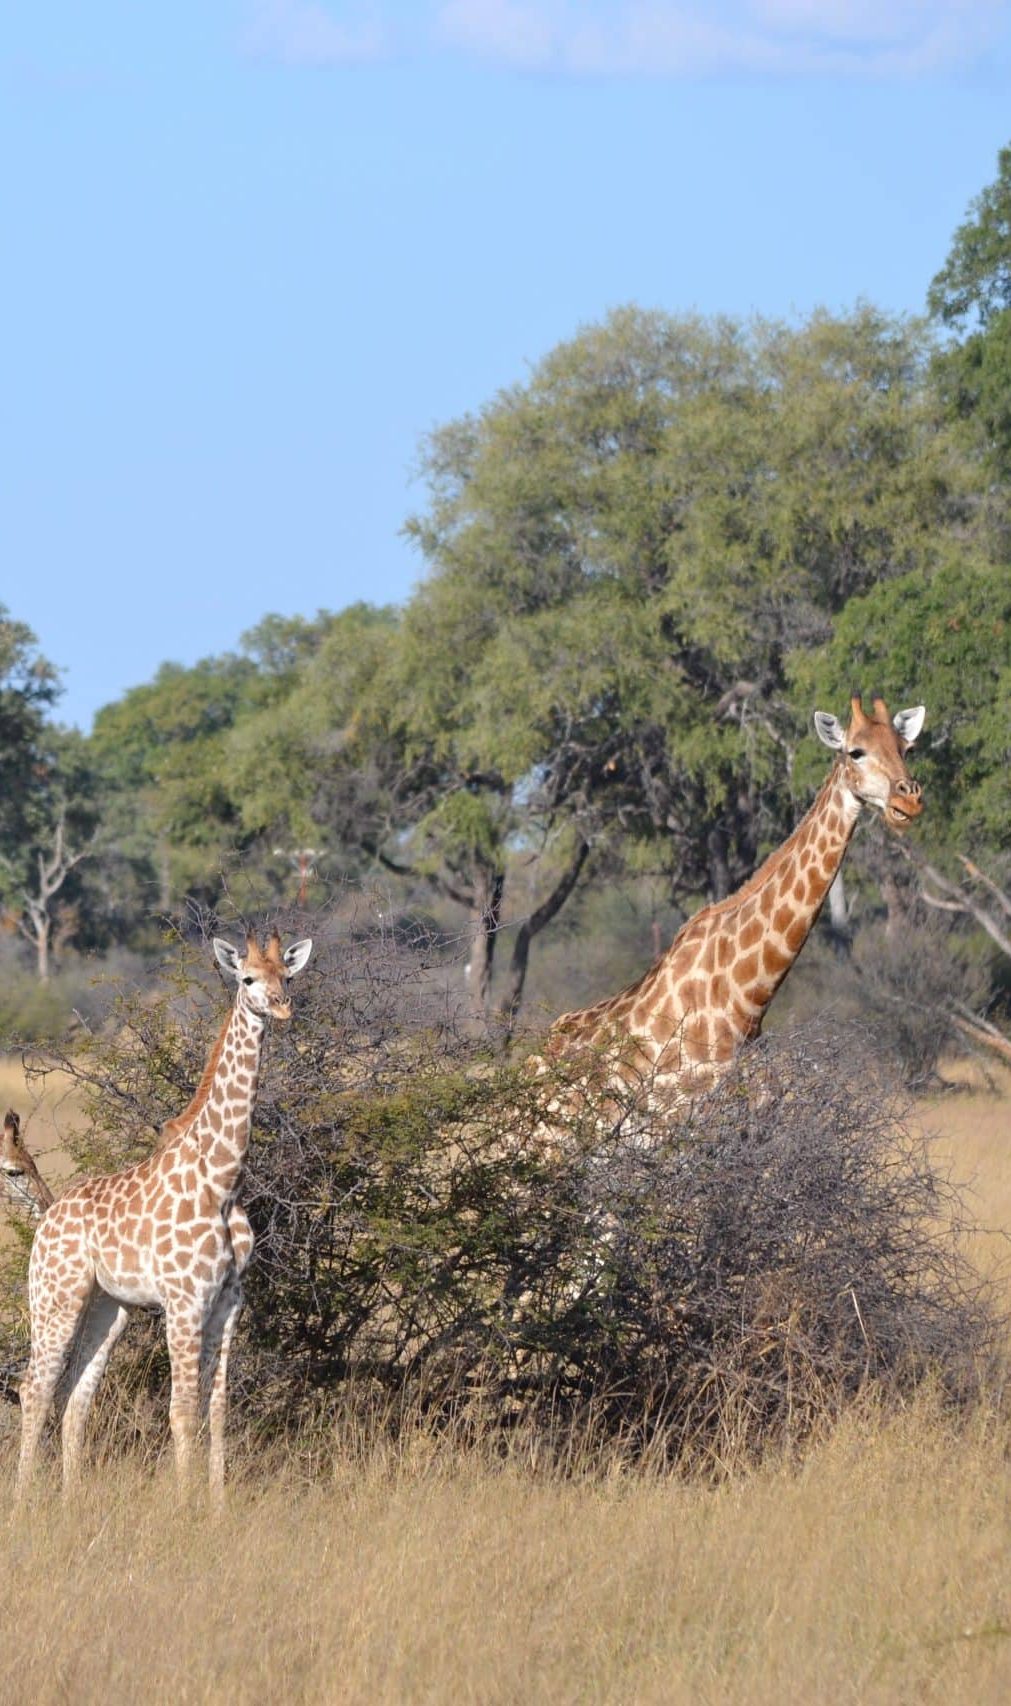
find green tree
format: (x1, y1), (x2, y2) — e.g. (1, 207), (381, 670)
(928, 143), (1011, 474)
(790, 555), (1011, 856)
(89, 654), (264, 916)
(394, 305), (979, 1020)
(0, 607), (60, 863)
(133, 307), (993, 1032)
(226, 604), (403, 855)
(0, 612), (105, 977)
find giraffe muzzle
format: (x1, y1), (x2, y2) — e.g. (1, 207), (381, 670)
(887, 781), (923, 828)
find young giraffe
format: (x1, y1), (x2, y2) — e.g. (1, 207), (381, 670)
(546, 696), (925, 1103)
(1, 1110), (54, 1221)
(16, 931), (312, 1502)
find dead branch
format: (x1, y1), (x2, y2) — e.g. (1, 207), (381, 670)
(897, 843), (1011, 961)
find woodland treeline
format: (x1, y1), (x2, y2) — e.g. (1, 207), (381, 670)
(2, 149), (1011, 1044)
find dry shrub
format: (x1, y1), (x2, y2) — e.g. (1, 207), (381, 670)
(5, 908), (1003, 1475)
(849, 912), (991, 1089)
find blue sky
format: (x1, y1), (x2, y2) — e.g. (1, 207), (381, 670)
(4, 1), (1011, 729)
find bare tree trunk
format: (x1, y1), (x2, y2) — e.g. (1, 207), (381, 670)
(498, 840), (590, 1043)
(879, 867), (908, 942)
(826, 870), (851, 958)
(707, 824), (731, 902)
(8, 811), (92, 981)
(158, 838), (172, 912)
(898, 846), (1011, 1061)
(468, 867), (505, 1018)
(33, 913), (50, 983)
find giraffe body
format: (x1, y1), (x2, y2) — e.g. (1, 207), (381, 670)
(547, 696), (925, 1105)
(16, 932), (311, 1501)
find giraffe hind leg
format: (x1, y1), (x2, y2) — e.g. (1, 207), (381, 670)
(17, 1292), (92, 1498)
(164, 1297), (204, 1494)
(60, 1289), (131, 1489)
(201, 1274), (243, 1508)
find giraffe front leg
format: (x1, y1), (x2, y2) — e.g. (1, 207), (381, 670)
(164, 1296), (204, 1494)
(60, 1290), (131, 1490)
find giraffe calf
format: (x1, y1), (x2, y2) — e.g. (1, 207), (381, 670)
(16, 932), (312, 1503)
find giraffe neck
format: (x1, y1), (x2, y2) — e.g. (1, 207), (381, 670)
(698, 761), (861, 1027)
(560, 764), (862, 1076)
(172, 992), (266, 1197)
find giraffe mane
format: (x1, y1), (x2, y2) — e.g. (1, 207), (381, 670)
(154, 1009), (233, 1151)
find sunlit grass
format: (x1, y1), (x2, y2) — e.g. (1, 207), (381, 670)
(3, 1396), (1010, 1706)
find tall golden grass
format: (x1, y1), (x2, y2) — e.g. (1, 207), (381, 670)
(1, 1396), (1009, 1705)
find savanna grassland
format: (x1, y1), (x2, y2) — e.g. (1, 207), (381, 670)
(1, 1059), (1009, 1706)
(2, 1401), (1010, 1706)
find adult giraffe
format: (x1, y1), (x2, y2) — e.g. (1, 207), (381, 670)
(16, 931), (312, 1502)
(1, 1110), (54, 1221)
(545, 696), (925, 1102)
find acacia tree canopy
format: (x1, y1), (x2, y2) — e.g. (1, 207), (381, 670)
(401, 305), (980, 907)
(928, 143), (1011, 475)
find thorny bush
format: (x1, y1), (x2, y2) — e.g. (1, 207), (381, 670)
(2, 909), (1003, 1472)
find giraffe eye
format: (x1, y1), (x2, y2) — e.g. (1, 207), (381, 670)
(242, 976), (255, 986)
(848, 748), (866, 760)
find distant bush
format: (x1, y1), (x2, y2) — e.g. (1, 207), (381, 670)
(7, 914), (1001, 1473)
(0, 940), (151, 1044)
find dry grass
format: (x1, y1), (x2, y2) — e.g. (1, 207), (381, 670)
(1, 1398), (1010, 1706)
(1, 1055), (1009, 1704)
(921, 1061), (1011, 1302)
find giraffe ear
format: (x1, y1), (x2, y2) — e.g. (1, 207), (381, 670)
(213, 938), (242, 980)
(892, 705), (925, 745)
(813, 711), (846, 751)
(283, 938), (313, 978)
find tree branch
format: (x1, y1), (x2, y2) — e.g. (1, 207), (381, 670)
(898, 843), (1011, 960)
(525, 839), (591, 938)
(959, 856), (1011, 920)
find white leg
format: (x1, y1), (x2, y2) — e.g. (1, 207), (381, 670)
(60, 1290), (131, 1488)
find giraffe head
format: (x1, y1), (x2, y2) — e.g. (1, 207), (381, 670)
(1, 1108), (54, 1216)
(813, 694), (925, 830)
(212, 931), (313, 1021)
